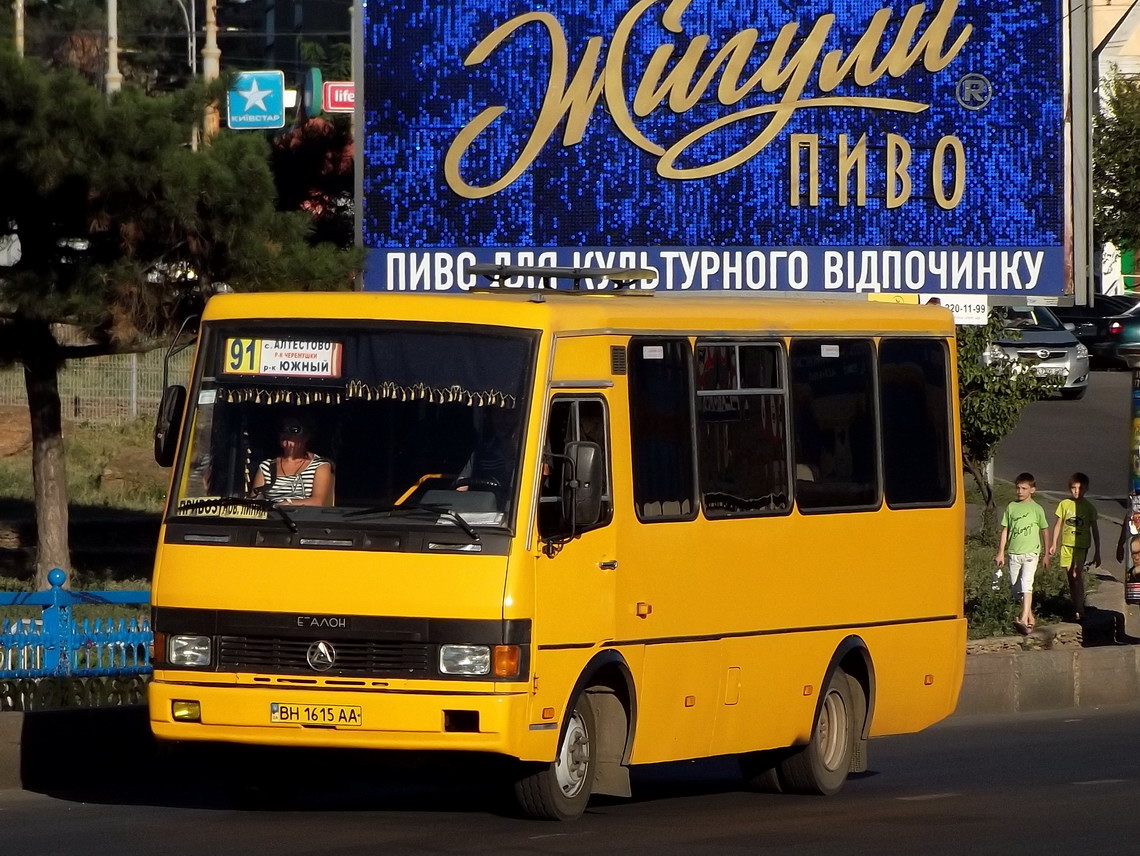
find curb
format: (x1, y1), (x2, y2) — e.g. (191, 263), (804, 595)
(954, 644), (1140, 717)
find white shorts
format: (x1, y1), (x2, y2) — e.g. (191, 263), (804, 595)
(1007, 553), (1040, 595)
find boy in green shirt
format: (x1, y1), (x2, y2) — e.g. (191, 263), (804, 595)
(1048, 472), (1100, 622)
(995, 472), (1051, 634)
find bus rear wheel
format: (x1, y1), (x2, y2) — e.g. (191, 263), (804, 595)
(513, 693), (596, 820)
(779, 670), (855, 796)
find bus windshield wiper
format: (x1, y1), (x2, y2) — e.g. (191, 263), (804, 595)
(344, 504), (480, 543)
(174, 495), (298, 533)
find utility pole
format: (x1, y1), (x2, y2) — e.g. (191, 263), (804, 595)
(105, 0), (123, 97)
(203, 0), (221, 137)
(14, 0), (24, 57)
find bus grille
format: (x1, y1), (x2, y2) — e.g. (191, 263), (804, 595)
(217, 636), (432, 676)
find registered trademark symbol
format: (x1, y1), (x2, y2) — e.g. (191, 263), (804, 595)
(956, 73), (993, 110)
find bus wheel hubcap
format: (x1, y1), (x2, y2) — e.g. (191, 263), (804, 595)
(555, 710), (590, 797)
(818, 690), (849, 771)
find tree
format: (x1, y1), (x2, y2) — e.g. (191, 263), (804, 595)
(0, 51), (362, 589)
(300, 39), (352, 82)
(1095, 71), (1140, 251)
(271, 116), (355, 248)
(957, 311), (1056, 534)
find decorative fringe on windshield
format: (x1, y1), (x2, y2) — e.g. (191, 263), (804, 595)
(345, 381), (515, 407)
(216, 384), (516, 408)
(217, 388), (344, 405)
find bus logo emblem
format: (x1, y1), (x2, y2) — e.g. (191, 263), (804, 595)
(306, 640), (337, 671)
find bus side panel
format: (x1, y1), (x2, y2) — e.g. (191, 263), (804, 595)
(710, 634), (822, 756)
(861, 618), (967, 736)
(627, 640), (720, 764)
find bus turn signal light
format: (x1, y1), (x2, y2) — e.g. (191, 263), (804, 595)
(492, 645), (520, 677)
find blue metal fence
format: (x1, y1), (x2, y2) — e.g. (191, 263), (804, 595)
(0, 569), (151, 679)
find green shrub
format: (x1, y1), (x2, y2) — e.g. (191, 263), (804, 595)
(964, 530), (1077, 638)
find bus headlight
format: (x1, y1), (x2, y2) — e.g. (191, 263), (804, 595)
(439, 644), (490, 675)
(438, 644), (520, 677)
(168, 635), (212, 667)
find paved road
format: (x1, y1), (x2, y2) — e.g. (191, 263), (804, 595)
(996, 369), (1132, 500)
(2, 704), (1139, 856)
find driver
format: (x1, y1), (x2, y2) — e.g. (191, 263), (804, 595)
(456, 405), (517, 492)
(250, 415), (334, 506)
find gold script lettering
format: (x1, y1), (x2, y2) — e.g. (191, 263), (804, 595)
(443, 12), (605, 199)
(445, 0), (973, 197)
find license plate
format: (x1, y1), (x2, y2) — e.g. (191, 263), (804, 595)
(1034, 366), (1065, 376)
(270, 703), (362, 726)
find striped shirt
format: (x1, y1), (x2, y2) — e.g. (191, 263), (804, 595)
(257, 455), (330, 502)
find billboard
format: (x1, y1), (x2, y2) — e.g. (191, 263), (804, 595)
(359, 0), (1071, 295)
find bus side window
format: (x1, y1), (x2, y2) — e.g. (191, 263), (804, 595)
(880, 339), (953, 506)
(790, 339), (879, 511)
(695, 341), (790, 517)
(628, 338), (697, 521)
(539, 398), (612, 538)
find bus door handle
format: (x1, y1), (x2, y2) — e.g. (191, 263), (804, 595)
(598, 560), (618, 571)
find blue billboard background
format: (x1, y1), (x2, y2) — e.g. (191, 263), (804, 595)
(360, 0), (1066, 294)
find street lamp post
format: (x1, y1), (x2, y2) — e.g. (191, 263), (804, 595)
(173, 0), (197, 76)
(203, 0), (221, 138)
(105, 0), (123, 96)
(203, 0), (219, 82)
(14, 0), (25, 57)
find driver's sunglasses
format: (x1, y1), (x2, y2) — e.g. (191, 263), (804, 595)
(280, 424), (304, 435)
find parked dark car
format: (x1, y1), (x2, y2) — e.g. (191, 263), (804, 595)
(1109, 301), (1140, 368)
(1052, 295), (1140, 365)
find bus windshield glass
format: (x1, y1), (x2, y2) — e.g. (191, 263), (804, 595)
(170, 323), (536, 531)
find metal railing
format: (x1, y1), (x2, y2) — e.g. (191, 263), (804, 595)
(0, 347), (192, 425)
(0, 569), (151, 679)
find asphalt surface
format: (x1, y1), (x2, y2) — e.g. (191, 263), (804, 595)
(0, 704), (1137, 856)
(996, 369), (1132, 499)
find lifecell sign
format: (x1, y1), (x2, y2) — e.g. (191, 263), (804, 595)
(322, 81), (355, 113)
(359, 0), (1073, 295)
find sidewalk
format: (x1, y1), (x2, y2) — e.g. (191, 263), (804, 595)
(957, 496), (1140, 716)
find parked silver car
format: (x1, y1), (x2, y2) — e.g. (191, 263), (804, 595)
(983, 306), (1089, 400)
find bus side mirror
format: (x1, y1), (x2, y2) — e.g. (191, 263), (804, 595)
(154, 385), (187, 467)
(563, 441), (602, 529)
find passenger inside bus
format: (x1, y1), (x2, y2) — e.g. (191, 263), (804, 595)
(249, 413), (335, 506)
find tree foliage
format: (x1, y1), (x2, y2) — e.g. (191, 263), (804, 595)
(271, 117), (355, 248)
(0, 50), (362, 587)
(956, 310), (1056, 533)
(300, 39), (352, 82)
(1094, 70), (1140, 251)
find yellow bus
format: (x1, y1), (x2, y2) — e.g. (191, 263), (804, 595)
(149, 269), (965, 820)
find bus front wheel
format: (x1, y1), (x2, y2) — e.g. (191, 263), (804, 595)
(779, 670), (856, 796)
(513, 693), (597, 820)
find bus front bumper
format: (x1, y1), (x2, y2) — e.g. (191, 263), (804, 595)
(148, 679), (540, 757)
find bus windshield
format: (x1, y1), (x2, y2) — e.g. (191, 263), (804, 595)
(170, 323), (537, 530)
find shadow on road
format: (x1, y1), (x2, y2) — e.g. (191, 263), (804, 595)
(17, 706), (850, 816)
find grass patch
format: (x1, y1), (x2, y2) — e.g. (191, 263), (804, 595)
(964, 474), (1016, 510)
(0, 417), (167, 511)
